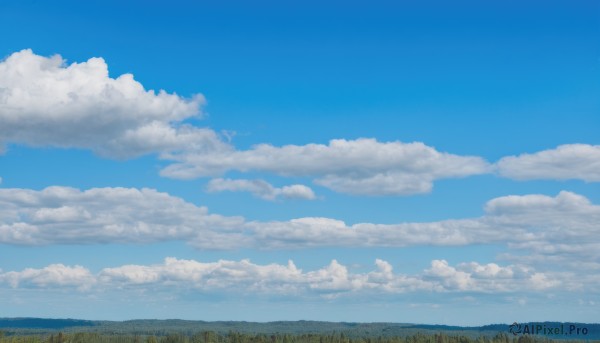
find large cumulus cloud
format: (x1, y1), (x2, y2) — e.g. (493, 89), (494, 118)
(0, 49), (224, 158)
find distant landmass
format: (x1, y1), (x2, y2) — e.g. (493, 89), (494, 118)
(0, 318), (95, 329)
(0, 318), (599, 340)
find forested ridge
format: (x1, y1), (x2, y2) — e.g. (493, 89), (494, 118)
(0, 329), (597, 343)
(1, 319), (598, 343)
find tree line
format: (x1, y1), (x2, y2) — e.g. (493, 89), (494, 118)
(0, 330), (593, 343)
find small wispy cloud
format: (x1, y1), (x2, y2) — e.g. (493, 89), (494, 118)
(206, 178), (316, 201)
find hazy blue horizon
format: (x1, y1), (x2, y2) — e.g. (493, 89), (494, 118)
(0, 0), (598, 324)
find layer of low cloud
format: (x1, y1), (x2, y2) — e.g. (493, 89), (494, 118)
(496, 144), (600, 182)
(206, 178), (316, 201)
(0, 264), (94, 291)
(1, 187), (598, 251)
(1, 186), (598, 280)
(0, 49), (225, 158)
(0, 186), (244, 246)
(424, 260), (559, 292)
(163, 138), (491, 195)
(0, 258), (563, 295)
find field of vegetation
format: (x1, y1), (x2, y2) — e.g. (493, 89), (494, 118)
(1, 330), (597, 343)
(1, 320), (598, 343)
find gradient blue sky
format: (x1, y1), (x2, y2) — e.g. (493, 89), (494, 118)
(0, 1), (599, 324)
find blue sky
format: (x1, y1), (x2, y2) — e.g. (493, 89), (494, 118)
(0, 1), (599, 325)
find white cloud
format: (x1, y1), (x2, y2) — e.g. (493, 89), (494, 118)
(1, 187), (599, 266)
(0, 258), (561, 295)
(2, 50), (597, 198)
(496, 144), (600, 182)
(162, 138), (491, 196)
(0, 185), (596, 289)
(279, 184), (317, 200)
(243, 217), (498, 250)
(99, 258), (305, 293)
(206, 178), (316, 201)
(425, 260), (474, 291)
(485, 190), (599, 226)
(0, 50), (494, 196)
(0, 186), (243, 246)
(1, 186), (598, 291)
(424, 260), (558, 292)
(0, 264), (94, 290)
(484, 191), (600, 257)
(1, 186), (498, 248)
(0, 49), (227, 158)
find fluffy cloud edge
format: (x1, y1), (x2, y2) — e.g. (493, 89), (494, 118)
(0, 258), (565, 295)
(0, 49), (221, 159)
(206, 178), (316, 201)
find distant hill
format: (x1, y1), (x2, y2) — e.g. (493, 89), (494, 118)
(0, 318), (95, 329)
(0, 318), (598, 340)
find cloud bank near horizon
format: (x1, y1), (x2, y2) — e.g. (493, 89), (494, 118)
(1, 186), (596, 248)
(0, 186), (598, 282)
(0, 257), (567, 296)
